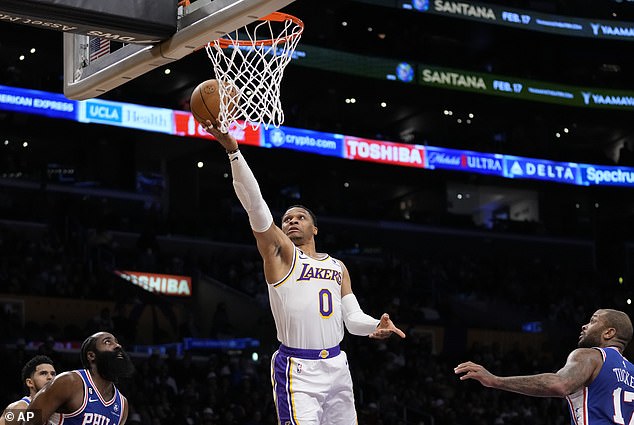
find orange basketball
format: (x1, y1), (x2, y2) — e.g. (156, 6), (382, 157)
(190, 79), (221, 126)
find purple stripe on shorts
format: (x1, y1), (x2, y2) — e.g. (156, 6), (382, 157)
(273, 351), (293, 423)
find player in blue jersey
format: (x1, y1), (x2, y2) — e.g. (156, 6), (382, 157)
(25, 332), (134, 425)
(455, 308), (634, 425)
(205, 124), (405, 425)
(0, 356), (57, 425)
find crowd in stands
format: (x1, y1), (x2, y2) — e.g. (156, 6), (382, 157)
(0, 188), (631, 424)
(0, 321), (581, 425)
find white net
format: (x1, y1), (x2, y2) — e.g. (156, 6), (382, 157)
(205, 13), (303, 132)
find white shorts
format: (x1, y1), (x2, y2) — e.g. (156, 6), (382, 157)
(271, 345), (357, 425)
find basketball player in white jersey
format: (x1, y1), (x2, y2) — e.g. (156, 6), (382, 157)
(0, 356), (57, 425)
(455, 309), (634, 425)
(205, 123), (406, 425)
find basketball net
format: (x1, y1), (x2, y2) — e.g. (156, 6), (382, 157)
(205, 12), (303, 132)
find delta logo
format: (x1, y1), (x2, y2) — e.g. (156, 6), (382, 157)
(115, 270), (192, 296)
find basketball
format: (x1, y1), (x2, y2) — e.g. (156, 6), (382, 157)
(190, 79), (222, 126)
(189, 79), (240, 128)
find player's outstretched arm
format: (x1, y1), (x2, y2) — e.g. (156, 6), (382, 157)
(204, 122), (295, 282)
(339, 261), (405, 339)
(454, 348), (602, 397)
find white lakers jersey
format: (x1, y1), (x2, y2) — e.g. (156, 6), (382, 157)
(268, 246), (345, 349)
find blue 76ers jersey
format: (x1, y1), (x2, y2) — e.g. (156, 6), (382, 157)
(59, 369), (125, 425)
(567, 347), (634, 425)
(267, 246), (345, 349)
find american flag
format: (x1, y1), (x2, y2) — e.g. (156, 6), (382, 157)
(89, 37), (110, 62)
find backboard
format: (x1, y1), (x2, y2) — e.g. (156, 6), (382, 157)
(63, 0), (296, 100)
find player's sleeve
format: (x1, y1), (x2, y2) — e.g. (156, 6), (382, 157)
(227, 149), (273, 233)
(341, 293), (380, 336)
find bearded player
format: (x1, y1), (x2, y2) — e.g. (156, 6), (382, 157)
(25, 332), (134, 425)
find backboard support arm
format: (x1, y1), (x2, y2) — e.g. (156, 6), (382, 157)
(63, 0), (296, 100)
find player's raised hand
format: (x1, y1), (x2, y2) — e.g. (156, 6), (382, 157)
(202, 120), (239, 152)
(369, 313), (406, 339)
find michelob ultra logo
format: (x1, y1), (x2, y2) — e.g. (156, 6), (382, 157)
(115, 270), (192, 296)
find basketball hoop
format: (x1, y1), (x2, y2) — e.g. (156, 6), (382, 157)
(205, 12), (303, 132)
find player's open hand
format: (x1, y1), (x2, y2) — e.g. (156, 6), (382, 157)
(202, 120), (239, 152)
(369, 313), (406, 339)
(454, 361), (498, 387)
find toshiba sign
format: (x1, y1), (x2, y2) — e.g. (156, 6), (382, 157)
(344, 137), (425, 168)
(115, 270), (192, 297)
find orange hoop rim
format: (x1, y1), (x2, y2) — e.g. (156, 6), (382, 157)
(215, 12), (304, 48)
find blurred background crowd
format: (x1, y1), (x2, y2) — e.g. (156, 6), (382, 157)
(0, 184), (629, 424)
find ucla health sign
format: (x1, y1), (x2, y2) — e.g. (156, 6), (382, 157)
(0, 85), (76, 120)
(78, 99), (173, 134)
(262, 126), (343, 157)
(505, 156), (580, 185)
